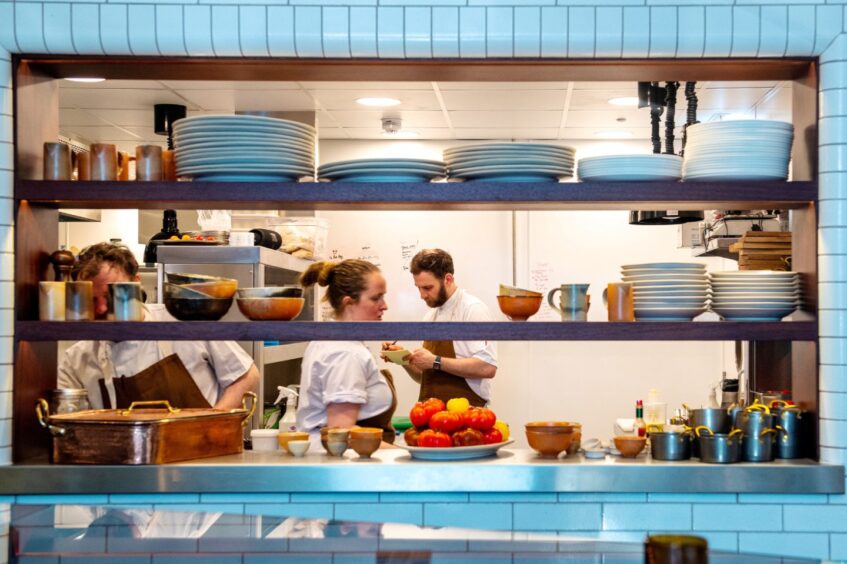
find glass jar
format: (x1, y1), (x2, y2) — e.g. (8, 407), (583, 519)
(50, 389), (91, 414)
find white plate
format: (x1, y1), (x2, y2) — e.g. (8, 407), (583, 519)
(633, 291), (711, 298)
(445, 143), (575, 154)
(711, 271), (797, 277)
(683, 173), (788, 181)
(634, 306), (708, 321)
(449, 164), (573, 175)
(711, 291), (800, 298)
(175, 114), (316, 132)
(177, 155), (312, 166)
(622, 268), (707, 277)
(711, 306), (798, 320)
(451, 156), (575, 169)
(176, 148), (314, 161)
(398, 439), (514, 461)
(628, 281), (710, 288)
(578, 172), (682, 182)
(320, 158), (445, 171)
(622, 274), (708, 282)
(622, 262), (706, 270)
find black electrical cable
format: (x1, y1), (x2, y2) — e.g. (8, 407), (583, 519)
(681, 81), (699, 156)
(664, 81), (679, 155)
(650, 82), (663, 154)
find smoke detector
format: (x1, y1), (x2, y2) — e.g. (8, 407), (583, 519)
(382, 117), (402, 135)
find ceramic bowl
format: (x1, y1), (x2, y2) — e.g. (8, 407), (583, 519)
(163, 296), (233, 321)
(237, 286), (304, 299)
(163, 283), (212, 300)
(167, 272), (236, 286)
(327, 440), (348, 457)
(499, 284), (543, 298)
(349, 435), (381, 458)
(287, 440), (310, 457)
(236, 297), (305, 321)
(566, 424), (583, 455)
(181, 280), (238, 299)
(525, 421), (576, 433)
(525, 428), (573, 457)
(613, 435), (647, 458)
(278, 431), (310, 453)
(497, 295), (543, 321)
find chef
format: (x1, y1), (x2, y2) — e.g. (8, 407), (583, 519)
(58, 242), (259, 410)
(385, 248), (497, 407)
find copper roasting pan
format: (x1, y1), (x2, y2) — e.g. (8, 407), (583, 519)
(35, 394), (256, 465)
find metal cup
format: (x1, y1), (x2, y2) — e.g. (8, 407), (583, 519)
(43, 142), (71, 180)
(135, 145), (163, 181)
(39, 281), (66, 321)
(547, 283), (590, 321)
(108, 282), (144, 321)
(65, 281), (94, 321)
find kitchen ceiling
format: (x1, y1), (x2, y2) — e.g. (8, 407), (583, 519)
(58, 79), (791, 150)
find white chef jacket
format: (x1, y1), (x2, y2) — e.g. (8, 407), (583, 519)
(57, 304), (254, 409)
(296, 340), (393, 433)
(423, 288), (498, 401)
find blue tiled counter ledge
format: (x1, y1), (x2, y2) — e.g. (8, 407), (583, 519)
(0, 450), (842, 495)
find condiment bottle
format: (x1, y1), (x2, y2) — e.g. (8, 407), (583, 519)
(634, 400), (646, 438)
(50, 246), (75, 282)
(143, 209), (180, 264)
(644, 388), (667, 428)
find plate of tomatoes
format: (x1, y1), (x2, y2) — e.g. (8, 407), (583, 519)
(398, 397), (513, 461)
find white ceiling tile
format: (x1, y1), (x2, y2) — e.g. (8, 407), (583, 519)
(59, 79), (166, 90)
(85, 109), (154, 128)
(173, 89), (316, 112)
(452, 128), (560, 140)
(436, 82), (571, 90)
(561, 127), (655, 140)
(572, 82), (637, 90)
(450, 111), (561, 128)
(441, 90), (566, 111)
(300, 82), (432, 90)
(563, 110), (648, 128)
(160, 81), (302, 90)
(59, 125), (148, 143)
(341, 128), (454, 140)
(59, 109), (99, 127)
(753, 85), (792, 122)
(60, 89), (198, 110)
(309, 90), (441, 111)
(317, 128), (349, 140)
(327, 110), (448, 128)
(569, 89), (639, 110)
(697, 87), (772, 111)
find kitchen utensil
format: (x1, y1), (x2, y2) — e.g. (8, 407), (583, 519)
(250, 228), (282, 250)
(398, 439), (514, 461)
(349, 427), (383, 458)
(525, 422), (574, 457)
(117, 151), (131, 180)
(164, 295), (233, 321)
(90, 143), (117, 181)
(695, 426), (742, 464)
(613, 435), (647, 458)
(497, 295), (542, 321)
(770, 401), (805, 459)
(107, 282), (144, 321)
(36, 393), (256, 464)
(251, 429), (280, 451)
(76, 151), (90, 180)
(236, 297), (304, 321)
(604, 282), (635, 322)
(39, 281), (66, 321)
(65, 281), (94, 321)
(277, 431), (309, 454)
(287, 440), (310, 457)
(547, 284), (590, 321)
(49, 389), (90, 415)
(136, 145), (163, 181)
(650, 431), (692, 461)
(236, 286), (303, 299)
(43, 142), (71, 180)
(162, 149), (177, 180)
(753, 390), (792, 406)
(498, 284), (542, 298)
(688, 408), (732, 434)
(734, 403), (776, 442)
(743, 428), (777, 462)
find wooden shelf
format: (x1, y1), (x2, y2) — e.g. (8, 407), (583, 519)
(16, 180), (816, 211)
(15, 320), (818, 342)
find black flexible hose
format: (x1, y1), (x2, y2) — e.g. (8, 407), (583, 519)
(664, 81), (679, 155)
(681, 81), (699, 156)
(650, 82), (663, 154)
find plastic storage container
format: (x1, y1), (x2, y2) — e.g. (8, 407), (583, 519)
(270, 217), (329, 260)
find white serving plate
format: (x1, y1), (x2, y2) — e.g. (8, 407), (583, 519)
(578, 172), (682, 182)
(622, 274), (708, 282)
(398, 439), (514, 461)
(622, 262), (706, 270)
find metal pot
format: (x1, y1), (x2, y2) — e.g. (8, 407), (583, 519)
(689, 408), (732, 457)
(696, 426), (742, 464)
(743, 428), (777, 462)
(771, 401), (805, 459)
(651, 432), (691, 461)
(734, 409), (775, 439)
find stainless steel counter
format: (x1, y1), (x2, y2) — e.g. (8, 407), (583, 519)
(0, 449), (842, 494)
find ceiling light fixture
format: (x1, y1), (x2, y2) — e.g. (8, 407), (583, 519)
(357, 97), (401, 107)
(608, 96), (639, 107)
(65, 77), (106, 83)
(594, 130), (634, 139)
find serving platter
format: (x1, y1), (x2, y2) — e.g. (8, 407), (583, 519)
(398, 439), (514, 461)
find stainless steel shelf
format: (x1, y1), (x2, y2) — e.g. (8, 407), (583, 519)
(157, 246), (313, 272)
(264, 342), (308, 364)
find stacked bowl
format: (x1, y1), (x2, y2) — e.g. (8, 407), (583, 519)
(236, 286), (305, 321)
(622, 262), (709, 321)
(173, 115), (316, 182)
(525, 421), (575, 458)
(318, 158), (445, 183)
(709, 271), (801, 321)
(163, 273), (237, 321)
(682, 120), (794, 181)
(577, 154), (683, 182)
(444, 143), (575, 182)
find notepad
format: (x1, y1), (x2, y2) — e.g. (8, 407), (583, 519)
(383, 349), (411, 366)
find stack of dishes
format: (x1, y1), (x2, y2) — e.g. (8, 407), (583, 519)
(710, 271), (800, 321)
(578, 154), (683, 182)
(317, 158), (445, 183)
(622, 262), (709, 321)
(173, 115), (316, 182)
(682, 120), (794, 181)
(444, 143), (575, 182)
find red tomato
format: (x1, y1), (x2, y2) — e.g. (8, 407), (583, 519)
(429, 411), (464, 433)
(430, 431), (452, 448)
(404, 427), (420, 447)
(466, 407), (496, 431)
(409, 404), (430, 428)
(423, 398), (446, 413)
(481, 428), (503, 445)
(416, 429), (436, 446)
(417, 429), (452, 448)
(452, 428), (484, 447)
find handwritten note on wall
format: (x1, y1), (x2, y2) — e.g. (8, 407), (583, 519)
(400, 240), (419, 271)
(530, 262), (555, 321)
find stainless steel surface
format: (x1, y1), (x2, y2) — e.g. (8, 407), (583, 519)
(157, 246), (312, 271)
(650, 432), (692, 461)
(0, 450), (841, 494)
(59, 209), (101, 222)
(744, 430), (777, 463)
(689, 408), (732, 435)
(774, 406), (805, 459)
(699, 434), (743, 464)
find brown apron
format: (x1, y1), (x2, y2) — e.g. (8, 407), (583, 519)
(355, 369), (397, 443)
(418, 340), (487, 407)
(98, 353), (212, 409)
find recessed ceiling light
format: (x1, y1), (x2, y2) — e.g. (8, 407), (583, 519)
(608, 96), (639, 107)
(65, 77), (106, 83)
(382, 130), (420, 139)
(356, 97), (401, 107)
(594, 130), (634, 139)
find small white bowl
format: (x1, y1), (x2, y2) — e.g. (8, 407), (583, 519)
(251, 429), (279, 452)
(287, 439), (310, 457)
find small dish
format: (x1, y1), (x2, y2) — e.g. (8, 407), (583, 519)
(287, 440), (310, 457)
(583, 449), (607, 459)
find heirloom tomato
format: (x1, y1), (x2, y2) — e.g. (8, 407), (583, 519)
(446, 397), (470, 413)
(418, 429), (451, 448)
(452, 428), (484, 447)
(465, 407), (496, 431)
(429, 411), (464, 433)
(481, 428), (503, 445)
(409, 403), (431, 428)
(423, 397), (446, 413)
(404, 427), (420, 447)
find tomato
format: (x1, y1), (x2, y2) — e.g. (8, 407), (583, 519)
(429, 411), (464, 433)
(481, 428), (503, 445)
(418, 429), (452, 448)
(416, 429), (435, 446)
(409, 404), (430, 428)
(404, 427), (420, 447)
(423, 397), (446, 413)
(465, 407), (496, 431)
(452, 428), (484, 447)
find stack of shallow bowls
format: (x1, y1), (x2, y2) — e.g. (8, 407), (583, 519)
(173, 115), (316, 182)
(577, 154), (683, 182)
(709, 271), (801, 320)
(682, 120), (794, 181)
(318, 158), (446, 183)
(236, 286), (305, 321)
(163, 273), (237, 321)
(444, 143), (575, 182)
(524, 421), (575, 458)
(622, 262), (709, 321)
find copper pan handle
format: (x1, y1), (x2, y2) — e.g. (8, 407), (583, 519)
(121, 400), (180, 416)
(35, 398), (66, 436)
(241, 392), (257, 427)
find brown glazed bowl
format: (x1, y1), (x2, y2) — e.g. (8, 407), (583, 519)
(525, 421), (576, 433)
(167, 272), (236, 286)
(349, 428), (382, 458)
(163, 296), (233, 321)
(614, 435), (647, 458)
(277, 431), (309, 454)
(181, 280), (238, 299)
(237, 286), (304, 299)
(497, 295), (543, 321)
(566, 423), (583, 455)
(236, 297), (305, 321)
(525, 428), (574, 457)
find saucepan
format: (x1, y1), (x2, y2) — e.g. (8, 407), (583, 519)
(695, 426), (742, 464)
(650, 431), (692, 461)
(770, 400), (805, 459)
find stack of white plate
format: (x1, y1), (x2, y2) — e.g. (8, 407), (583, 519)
(622, 262), (709, 321)
(444, 143), (575, 182)
(578, 154), (683, 182)
(318, 158), (446, 183)
(173, 115), (316, 182)
(682, 120), (794, 181)
(710, 271), (801, 321)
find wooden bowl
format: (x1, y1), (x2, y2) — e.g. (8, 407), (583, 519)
(278, 431), (309, 453)
(613, 435), (647, 458)
(236, 297), (305, 321)
(497, 295), (543, 321)
(525, 428), (573, 457)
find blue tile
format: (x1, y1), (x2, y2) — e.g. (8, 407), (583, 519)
(622, 7), (649, 57)
(820, 117), (847, 147)
(514, 7), (540, 57)
(184, 5), (214, 56)
(821, 89), (847, 119)
(786, 5), (815, 56)
(432, 7), (459, 57)
(739, 533), (829, 560)
(201, 493), (290, 503)
(675, 6), (704, 57)
(686, 531), (736, 552)
(71, 4), (103, 54)
(152, 503), (244, 514)
(240, 6), (269, 56)
(758, 6), (787, 57)
(820, 143), (847, 173)
(785, 505), (847, 532)
(821, 418), (847, 447)
(268, 6), (296, 57)
(292, 493), (378, 503)
(703, 6), (731, 57)
(471, 493), (555, 502)
(821, 33), (847, 64)
(568, 7), (594, 57)
(540, 7), (567, 57)
(377, 6), (404, 58)
(334, 503), (422, 525)
(156, 5), (186, 56)
(833, 533), (847, 560)
(154, 557), (240, 564)
(693, 505), (781, 532)
(560, 493), (646, 502)
(469, 533), (558, 553)
(424, 503), (511, 530)
(647, 494), (736, 503)
(63, 557), (149, 564)
(830, 492), (847, 504)
(0, 4), (15, 53)
(380, 536), (467, 552)
(604, 504), (690, 531)
(109, 535), (197, 553)
(820, 390), (847, 417)
(16, 495), (109, 505)
(110, 494), (199, 504)
(244, 503), (334, 519)
(595, 7), (622, 58)
(514, 503), (601, 531)
(820, 446), (847, 465)
(246, 556), (331, 564)
(44, 4), (74, 54)
(824, 61), (847, 92)
(816, 5), (844, 55)
(294, 6), (322, 57)
(128, 5), (159, 55)
(820, 200), (847, 228)
(738, 494), (827, 504)
(487, 7), (513, 57)
(730, 6), (759, 57)
(380, 493), (468, 502)
(650, 7), (677, 57)
(821, 337), (847, 363)
(405, 7), (432, 58)
(212, 5), (241, 56)
(14, 3), (45, 53)
(16, 525), (106, 554)
(350, 6), (377, 57)
(459, 7), (486, 58)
